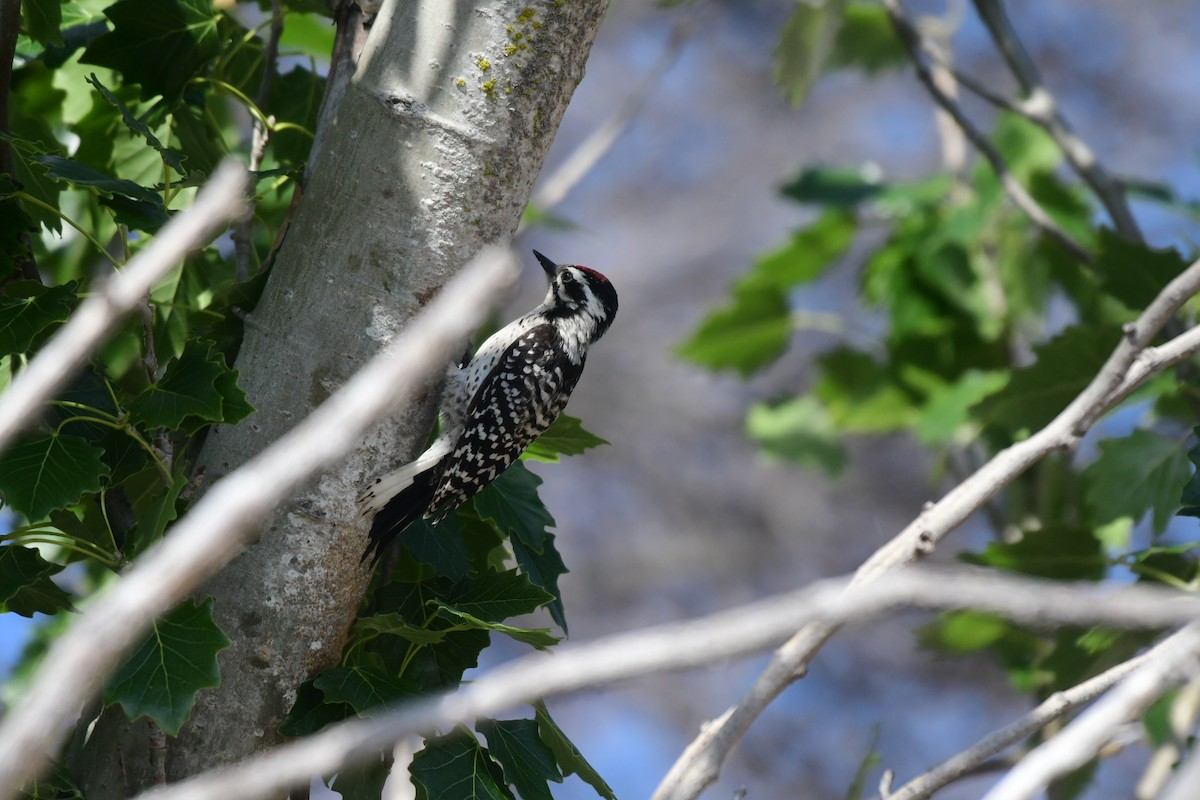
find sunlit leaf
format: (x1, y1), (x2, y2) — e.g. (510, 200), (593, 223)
(746, 395), (846, 476)
(522, 413), (608, 463)
(1083, 429), (1191, 534)
(81, 0), (220, 102)
(0, 433), (108, 521)
(772, 0), (847, 107)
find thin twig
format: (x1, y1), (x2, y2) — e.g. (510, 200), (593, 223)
(0, 160), (248, 456)
(880, 630), (1176, 800)
(523, 13), (693, 221)
(881, 0), (1092, 264)
(651, 254), (1200, 800)
(1134, 676), (1200, 799)
(231, 0), (283, 282)
(1160, 726), (1200, 800)
(0, 245), (518, 797)
(121, 568), (1200, 800)
(983, 624), (1200, 800)
(971, 0), (1143, 242)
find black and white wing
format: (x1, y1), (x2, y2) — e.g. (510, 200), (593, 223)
(429, 323), (584, 516)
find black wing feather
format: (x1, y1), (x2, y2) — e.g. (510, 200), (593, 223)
(430, 324), (584, 515)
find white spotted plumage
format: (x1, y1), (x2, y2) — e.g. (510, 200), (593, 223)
(359, 250), (618, 564)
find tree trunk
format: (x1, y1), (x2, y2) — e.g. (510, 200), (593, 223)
(72, 0), (608, 793)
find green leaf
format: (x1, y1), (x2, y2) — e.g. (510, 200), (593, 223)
(278, 679), (353, 737)
(213, 366), (254, 425)
(973, 325), (1123, 433)
(414, 627), (490, 691)
(675, 284), (790, 376)
(278, 12), (335, 59)
(918, 611), (1012, 654)
(313, 666), (418, 715)
(740, 211), (857, 291)
(0, 433), (108, 521)
(448, 569), (554, 624)
(844, 723), (882, 800)
(410, 731), (514, 800)
(1083, 430), (1191, 534)
(22, 0), (64, 46)
(84, 73), (187, 174)
(126, 340), (249, 432)
(435, 603), (560, 651)
(963, 525), (1105, 581)
(398, 515), (471, 581)
(171, 103), (225, 175)
(990, 112), (1061, 183)
(677, 212), (856, 376)
(265, 66), (325, 168)
(815, 348), (919, 433)
(352, 613), (450, 646)
(330, 758), (390, 800)
(746, 395), (846, 476)
(0, 281), (76, 354)
(125, 465), (189, 557)
(1092, 227), (1190, 311)
(35, 153), (160, 203)
(510, 533), (568, 633)
(781, 165), (885, 208)
(521, 413), (608, 463)
(100, 195), (171, 233)
(772, 0), (847, 107)
(914, 370), (1010, 446)
(477, 718), (563, 800)
(1179, 433), (1200, 519)
(533, 701), (616, 800)
(474, 462), (554, 553)
(828, 2), (905, 74)
(81, 0), (220, 102)
(103, 598), (231, 735)
(0, 545), (74, 617)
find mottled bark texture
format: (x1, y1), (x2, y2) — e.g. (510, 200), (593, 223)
(72, 0), (608, 794)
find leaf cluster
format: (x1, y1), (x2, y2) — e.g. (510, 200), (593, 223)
(682, 7), (1200, 795)
(3, 3), (615, 798)
(280, 424), (615, 799)
(2, 0), (333, 756)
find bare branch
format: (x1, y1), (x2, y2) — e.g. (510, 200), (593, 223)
(652, 255), (1200, 799)
(970, 0), (1142, 242)
(120, 568), (1200, 800)
(881, 629), (1181, 800)
(0, 160), (248, 456)
(526, 14), (693, 217)
(1161, 727), (1200, 800)
(0, 246), (519, 798)
(881, 0), (1091, 264)
(1134, 676), (1200, 799)
(983, 624), (1200, 800)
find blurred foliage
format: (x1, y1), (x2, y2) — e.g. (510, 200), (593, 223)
(685, 2), (1200, 797)
(0, 1), (610, 797)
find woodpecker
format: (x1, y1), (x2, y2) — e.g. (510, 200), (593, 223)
(359, 250), (619, 564)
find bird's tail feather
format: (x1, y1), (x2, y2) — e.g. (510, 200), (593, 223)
(361, 466), (439, 565)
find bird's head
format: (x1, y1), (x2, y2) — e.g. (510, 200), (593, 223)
(533, 250), (619, 343)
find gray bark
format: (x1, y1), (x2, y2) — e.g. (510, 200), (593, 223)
(72, 0), (608, 794)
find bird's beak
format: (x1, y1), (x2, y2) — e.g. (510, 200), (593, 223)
(532, 249), (558, 281)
